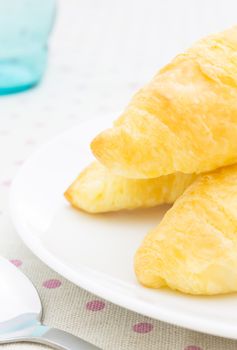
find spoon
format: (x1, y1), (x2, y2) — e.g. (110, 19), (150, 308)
(0, 257), (99, 349)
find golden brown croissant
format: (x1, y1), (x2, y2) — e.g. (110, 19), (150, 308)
(135, 164), (237, 295)
(91, 26), (237, 179)
(64, 161), (196, 213)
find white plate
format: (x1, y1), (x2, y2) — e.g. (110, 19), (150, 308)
(10, 115), (237, 340)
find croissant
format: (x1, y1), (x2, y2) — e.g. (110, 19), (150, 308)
(64, 161), (196, 213)
(135, 164), (237, 295)
(91, 26), (237, 179)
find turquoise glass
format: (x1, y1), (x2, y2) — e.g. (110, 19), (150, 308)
(0, 0), (56, 95)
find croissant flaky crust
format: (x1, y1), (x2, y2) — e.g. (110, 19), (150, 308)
(91, 26), (237, 179)
(64, 161), (196, 213)
(135, 164), (237, 295)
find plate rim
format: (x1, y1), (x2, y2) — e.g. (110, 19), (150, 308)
(9, 117), (237, 340)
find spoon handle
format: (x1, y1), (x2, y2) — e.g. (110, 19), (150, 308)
(28, 324), (100, 350)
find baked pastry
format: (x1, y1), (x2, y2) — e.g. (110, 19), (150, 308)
(91, 26), (237, 179)
(135, 164), (237, 295)
(64, 161), (196, 213)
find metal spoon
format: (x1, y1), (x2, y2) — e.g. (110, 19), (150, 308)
(0, 257), (99, 349)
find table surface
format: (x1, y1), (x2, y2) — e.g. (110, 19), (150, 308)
(2, 1), (237, 349)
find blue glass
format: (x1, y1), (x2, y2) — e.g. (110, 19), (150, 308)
(0, 0), (56, 95)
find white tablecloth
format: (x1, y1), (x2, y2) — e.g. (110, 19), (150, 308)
(2, 1), (237, 349)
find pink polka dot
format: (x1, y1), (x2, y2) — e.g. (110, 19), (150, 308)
(133, 322), (153, 334)
(10, 259), (22, 267)
(184, 346), (203, 350)
(43, 279), (62, 289)
(86, 300), (105, 311)
(35, 122), (45, 128)
(1, 180), (11, 187)
(14, 160), (24, 166)
(25, 138), (36, 145)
